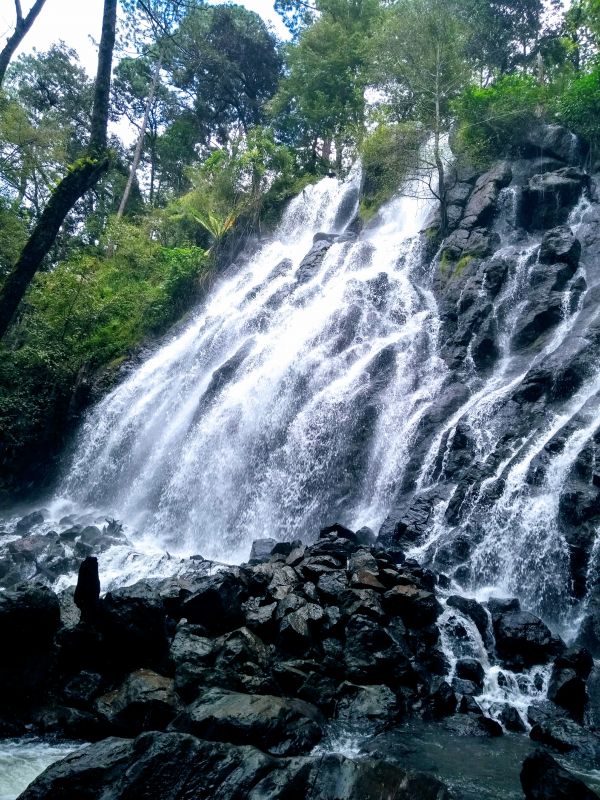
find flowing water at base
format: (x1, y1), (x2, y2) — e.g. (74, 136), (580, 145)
(0, 739), (80, 800)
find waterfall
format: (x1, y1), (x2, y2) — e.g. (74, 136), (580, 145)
(44, 157), (600, 640)
(54, 163), (442, 563)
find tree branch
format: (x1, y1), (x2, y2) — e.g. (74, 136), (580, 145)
(0, 0), (48, 87)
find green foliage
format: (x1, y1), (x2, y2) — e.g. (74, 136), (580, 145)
(0, 219), (208, 461)
(270, 0), (379, 167)
(453, 75), (551, 166)
(555, 61), (600, 150)
(359, 122), (423, 219)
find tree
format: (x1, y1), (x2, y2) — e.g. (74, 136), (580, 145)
(373, 0), (471, 234)
(164, 5), (282, 147)
(0, 0), (48, 88)
(0, 0), (118, 339)
(0, 44), (93, 213)
(270, 0), (378, 168)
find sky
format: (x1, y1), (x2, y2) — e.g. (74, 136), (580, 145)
(1, 0), (289, 75)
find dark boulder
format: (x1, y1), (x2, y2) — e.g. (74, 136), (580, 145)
(521, 749), (598, 799)
(15, 510), (44, 533)
(249, 539), (277, 563)
(295, 239), (334, 285)
(18, 731), (453, 800)
(539, 226), (582, 268)
(383, 583), (442, 627)
(95, 669), (183, 735)
(548, 648), (593, 724)
(181, 571), (248, 634)
(519, 168), (589, 231)
(170, 686), (323, 756)
(446, 595), (491, 645)
(101, 582), (168, 669)
(525, 124), (584, 165)
(455, 657), (485, 692)
(499, 704), (527, 732)
(487, 597), (565, 668)
(334, 682), (399, 732)
(74, 556), (101, 624)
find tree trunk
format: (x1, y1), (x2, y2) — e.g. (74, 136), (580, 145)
(434, 44), (448, 237)
(0, 0), (48, 89)
(117, 54), (162, 218)
(0, 0), (117, 339)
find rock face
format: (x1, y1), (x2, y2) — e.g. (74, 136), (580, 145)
(18, 731), (453, 800)
(521, 749), (598, 799)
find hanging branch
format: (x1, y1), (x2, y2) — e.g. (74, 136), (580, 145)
(0, 0), (49, 88)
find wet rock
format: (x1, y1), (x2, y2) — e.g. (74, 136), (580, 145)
(15, 510), (44, 533)
(335, 682), (399, 731)
(278, 603), (324, 652)
(521, 748), (598, 799)
(530, 715), (600, 764)
(18, 731), (453, 800)
(500, 704), (527, 732)
(443, 713), (503, 737)
(168, 622), (217, 700)
(74, 556), (100, 624)
(296, 239), (334, 284)
(170, 687), (323, 756)
(539, 226), (582, 268)
(181, 571), (248, 634)
(383, 584), (442, 627)
(62, 670), (105, 709)
(343, 614), (412, 684)
(520, 168), (589, 230)
(446, 595), (491, 646)
(488, 597), (565, 668)
(33, 705), (104, 740)
(95, 669), (183, 735)
(548, 649), (593, 723)
(455, 657), (485, 692)
(430, 680), (458, 718)
(525, 124), (584, 165)
(101, 582), (168, 669)
(249, 538), (277, 563)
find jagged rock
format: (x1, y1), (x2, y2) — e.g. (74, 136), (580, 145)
(539, 226), (582, 267)
(446, 595), (491, 645)
(18, 731), (453, 800)
(383, 584), (442, 627)
(343, 614), (413, 684)
(430, 680), (458, 718)
(15, 510), (44, 533)
(74, 556), (100, 623)
(95, 669), (182, 735)
(547, 648), (592, 724)
(525, 124), (584, 165)
(181, 571), (248, 633)
(62, 670), (105, 709)
(519, 168), (589, 230)
(530, 715), (600, 764)
(455, 658), (485, 692)
(169, 622), (215, 701)
(249, 539), (277, 563)
(32, 704), (104, 740)
(521, 749), (598, 799)
(278, 603), (324, 651)
(500, 704), (527, 733)
(296, 239), (334, 284)
(170, 687), (323, 756)
(488, 597), (565, 668)
(335, 682), (399, 731)
(101, 582), (168, 669)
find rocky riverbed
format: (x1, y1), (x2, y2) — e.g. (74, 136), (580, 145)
(1, 520), (599, 798)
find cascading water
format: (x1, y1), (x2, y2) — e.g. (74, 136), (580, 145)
(52, 161), (444, 564)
